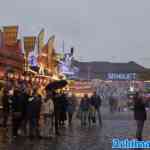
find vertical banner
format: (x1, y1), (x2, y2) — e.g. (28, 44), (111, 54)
(37, 42), (48, 71)
(48, 35), (55, 56)
(48, 35), (55, 72)
(37, 35), (56, 75)
(3, 25), (18, 46)
(38, 28), (45, 54)
(23, 36), (36, 54)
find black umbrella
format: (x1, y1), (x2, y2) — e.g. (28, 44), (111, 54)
(45, 80), (68, 91)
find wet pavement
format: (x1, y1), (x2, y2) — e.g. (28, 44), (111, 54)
(0, 108), (150, 150)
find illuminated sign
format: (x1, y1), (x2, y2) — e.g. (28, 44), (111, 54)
(28, 52), (37, 67)
(59, 52), (79, 76)
(107, 73), (136, 80)
(59, 61), (75, 75)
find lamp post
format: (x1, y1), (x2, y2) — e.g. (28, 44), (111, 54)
(87, 65), (91, 83)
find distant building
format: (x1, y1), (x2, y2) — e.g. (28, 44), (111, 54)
(74, 61), (146, 80)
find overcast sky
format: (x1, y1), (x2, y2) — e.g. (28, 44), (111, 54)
(1, 0), (150, 67)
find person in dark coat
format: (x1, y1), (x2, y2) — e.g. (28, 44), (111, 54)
(59, 92), (68, 127)
(20, 87), (29, 136)
(67, 94), (76, 126)
(26, 89), (42, 138)
(11, 88), (25, 137)
(51, 91), (61, 135)
(109, 95), (115, 113)
(133, 92), (147, 141)
(2, 88), (10, 128)
(91, 92), (102, 127)
(79, 94), (90, 127)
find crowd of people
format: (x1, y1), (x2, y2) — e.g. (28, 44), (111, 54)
(79, 92), (102, 127)
(0, 79), (102, 139)
(0, 79), (148, 141)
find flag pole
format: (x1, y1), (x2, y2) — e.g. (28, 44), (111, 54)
(62, 40), (65, 54)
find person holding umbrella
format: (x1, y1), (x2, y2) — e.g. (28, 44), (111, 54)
(45, 80), (68, 135)
(51, 91), (61, 135)
(59, 91), (68, 127)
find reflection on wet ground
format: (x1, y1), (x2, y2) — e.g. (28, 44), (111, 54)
(0, 110), (150, 150)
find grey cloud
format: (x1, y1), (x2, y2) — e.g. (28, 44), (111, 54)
(1, 0), (150, 67)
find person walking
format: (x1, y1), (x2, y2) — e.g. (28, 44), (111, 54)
(91, 92), (102, 127)
(109, 95), (115, 113)
(133, 92), (147, 141)
(79, 94), (90, 127)
(88, 97), (96, 127)
(67, 94), (76, 126)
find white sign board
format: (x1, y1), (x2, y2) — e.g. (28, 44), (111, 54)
(107, 73), (136, 80)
